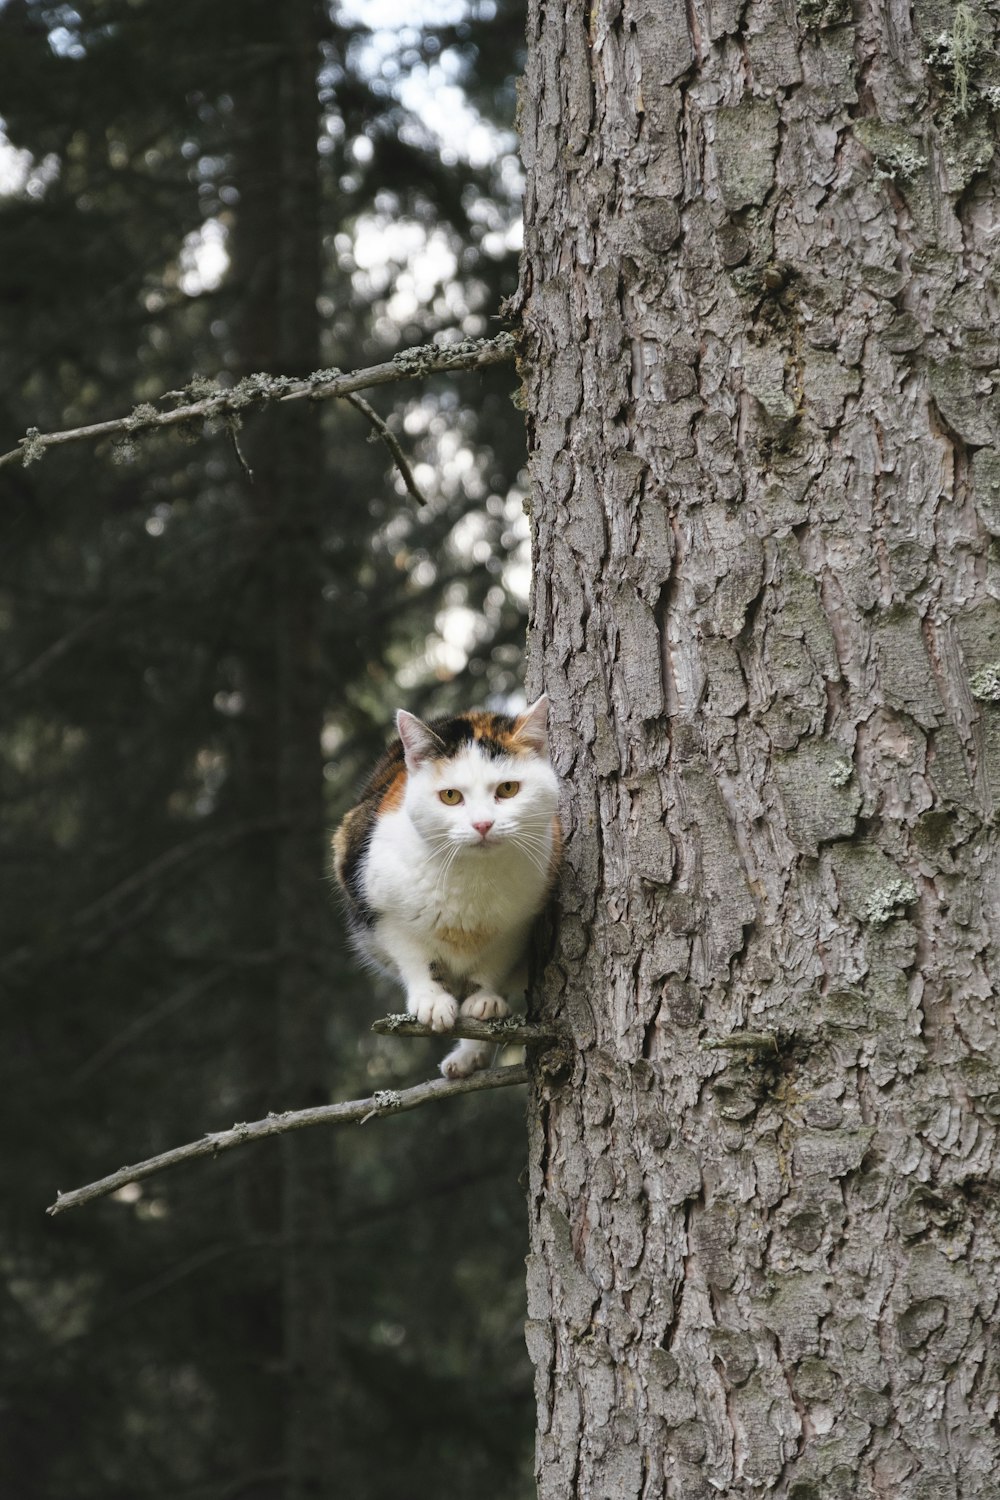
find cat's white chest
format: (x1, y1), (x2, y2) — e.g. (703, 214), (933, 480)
(363, 809), (548, 965)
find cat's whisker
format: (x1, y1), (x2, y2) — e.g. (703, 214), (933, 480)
(443, 842), (465, 880)
(515, 851), (549, 880)
(508, 837), (550, 879)
(430, 840), (462, 893)
(507, 826), (546, 847)
(509, 832), (551, 854)
(512, 829), (550, 848)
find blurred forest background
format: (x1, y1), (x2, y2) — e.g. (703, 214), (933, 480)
(0, 1), (534, 1495)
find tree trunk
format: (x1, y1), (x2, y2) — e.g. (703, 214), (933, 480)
(520, 1), (1000, 1495)
(230, 5), (338, 1495)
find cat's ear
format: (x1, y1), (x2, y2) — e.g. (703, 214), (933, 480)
(513, 694), (550, 756)
(396, 709), (445, 770)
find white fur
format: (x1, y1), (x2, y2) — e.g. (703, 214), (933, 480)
(356, 716), (558, 1078)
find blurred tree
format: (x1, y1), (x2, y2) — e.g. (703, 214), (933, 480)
(0, 1), (532, 1496)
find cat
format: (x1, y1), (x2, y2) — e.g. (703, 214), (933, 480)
(332, 696), (560, 1078)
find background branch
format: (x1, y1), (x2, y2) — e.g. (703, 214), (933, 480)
(47, 1063), (529, 1217)
(344, 391), (428, 506)
(1, 332), (516, 471)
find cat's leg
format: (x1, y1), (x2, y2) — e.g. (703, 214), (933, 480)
(442, 967), (510, 1076)
(460, 989), (510, 1020)
(440, 1037), (494, 1080)
(460, 946), (529, 1021)
(443, 944), (530, 1075)
(439, 966), (510, 1076)
(379, 921), (458, 1031)
(409, 976), (459, 1031)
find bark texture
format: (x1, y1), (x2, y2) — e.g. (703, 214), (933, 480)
(519, 0), (1000, 1495)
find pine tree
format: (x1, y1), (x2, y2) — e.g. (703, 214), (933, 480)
(1, 1), (533, 1494)
(519, 0), (1000, 1495)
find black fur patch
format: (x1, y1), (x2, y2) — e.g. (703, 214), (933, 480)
(355, 711), (520, 801)
(427, 712), (515, 762)
(333, 802), (378, 927)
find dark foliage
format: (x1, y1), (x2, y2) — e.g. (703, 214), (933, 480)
(0, 2), (531, 1495)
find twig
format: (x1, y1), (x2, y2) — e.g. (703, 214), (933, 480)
(226, 418), (253, 483)
(1, 332), (516, 471)
(345, 391), (426, 506)
(46, 1063), (529, 1217)
(700, 1032), (779, 1053)
(372, 1013), (568, 1045)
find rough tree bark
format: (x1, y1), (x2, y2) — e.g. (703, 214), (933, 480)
(519, 0), (1000, 1495)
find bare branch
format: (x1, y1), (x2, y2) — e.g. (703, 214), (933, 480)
(345, 392), (427, 507)
(225, 416), (254, 483)
(371, 1013), (568, 1045)
(47, 1063), (529, 1217)
(2, 332), (516, 471)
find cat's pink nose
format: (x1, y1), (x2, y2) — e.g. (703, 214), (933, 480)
(472, 820), (494, 838)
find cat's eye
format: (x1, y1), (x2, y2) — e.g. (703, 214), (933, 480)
(495, 781), (520, 799)
(438, 788), (463, 806)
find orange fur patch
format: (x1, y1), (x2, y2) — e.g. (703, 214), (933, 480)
(434, 921), (500, 955)
(332, 805), (367, 882)
(378, 768), (407, 814)
(467, 711), (519, 750)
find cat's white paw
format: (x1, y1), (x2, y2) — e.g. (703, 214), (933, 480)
(441, 1039), (493, 1079)
(461, 990), (510, 1021)
(410, 987), (458, 1032)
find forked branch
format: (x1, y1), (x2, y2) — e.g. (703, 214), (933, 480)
(2, 332), (516, 472)
(344, 392), (428, 507)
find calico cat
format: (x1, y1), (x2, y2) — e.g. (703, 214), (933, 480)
(333, 697), (560, 1078)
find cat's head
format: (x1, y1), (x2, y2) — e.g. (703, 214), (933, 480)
(395, 697), (558, 853)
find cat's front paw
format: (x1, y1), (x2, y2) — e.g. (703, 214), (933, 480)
(441, 1039), (493, 1079)
(461, 990), (510, 1021)
(410, 986), (458, 1032)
